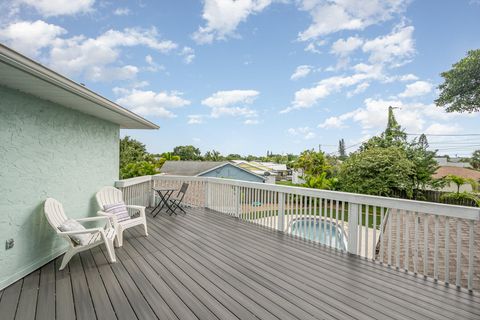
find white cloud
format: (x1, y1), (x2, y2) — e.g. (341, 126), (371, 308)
(347, 82), (370, 97)
(0, 22), (179, 82)
(424, 123), (461, 135)
(282, 70), (381, 113)
(180, 46), (195, 64)
(287, 127), (316, 140)
(362, 25), (415, 66)
(116, 89), (191, 118)
(331, 36), (363, 56)
(316, 98), (476, 135)
(304, 40), (327, 54)
(202, 89), (259, 118)
(113, 7), (130, 16)
(244, 119), (260, 125)
(17, 0), (95, 16)
(192, 0), (273, 44)
(188, 115), (204, 124)
(398, 80), (433, 98)
(0, 20), (66, 56)
(297, 0), (408, 41)
(290, 65), (313, 80)
(145, 55), (164, 72)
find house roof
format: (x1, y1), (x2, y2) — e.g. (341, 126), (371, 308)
(160, 161), (265, 181)
(160, 161), (230, 176)
(433, 166), (480, 181)
(0, 44), (158, 130)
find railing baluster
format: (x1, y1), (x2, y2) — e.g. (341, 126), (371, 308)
(372, 206), (377, 260)
(405, 211), (410, 272)
(456, 219), (462, 287)
(396, 209), (401, 270)
(468, 220), (475, 291)
(329, 199), (333, 248)
(434, 214), (439, 281)
(424, 214), (429, 277)
(414, 212), (419, 274)
(380, 207), (385, 263)
(388, 208), (392, 266)
(445, 216), (450, 285)
(358, 205), (363, 256)
(365, 205), (369, 259)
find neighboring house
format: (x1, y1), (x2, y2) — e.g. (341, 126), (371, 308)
(258, 162), (289, 177)
(160, 161), (266, 183)
(0, 44), (158, 290)
(292, 168), (306, 185)
(230, 160), (277, 183)
(434, 157), (472, 168)
(432, 166), (480, 192)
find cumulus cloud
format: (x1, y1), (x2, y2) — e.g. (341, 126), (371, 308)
(201, 89), (259, 118)
(180, 46), (195, 64)
(398, 80), (433, 98)
(113, 7), (130, 16)
(244, 119), (260, 125)
(362, 25), (415, 66)
(115, 89), (191, 118)
(0, 21), (180, 82)
(287, 127), (316, 140)
(290, 65), (313, 80)
(17, 0), (95, 17)
(188, 115), (204, 124)
(0, 20), (66, 56)
(331, 36), (363, 56)
(317, 98), (476, 135)
(424, 123), (461, 135)
(297, 0), (408, 41)
(192, 0), (273, 44)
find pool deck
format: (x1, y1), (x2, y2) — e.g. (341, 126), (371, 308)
(0, 207), (479, 319)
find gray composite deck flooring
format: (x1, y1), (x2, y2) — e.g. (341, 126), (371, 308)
(1, 207), (479, 320)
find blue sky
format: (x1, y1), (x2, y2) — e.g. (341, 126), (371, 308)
(1, 0), (480, 157)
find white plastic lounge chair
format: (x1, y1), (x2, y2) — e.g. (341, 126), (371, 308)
(44, 198), (116, 270)
(96, 186), (148, 247)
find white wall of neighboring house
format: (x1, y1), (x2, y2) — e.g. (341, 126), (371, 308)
(292, 169), (305, 185)
(440, 182), (474, 193)
(265, 175), (276, 184)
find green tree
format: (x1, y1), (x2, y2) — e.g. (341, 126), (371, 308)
(204, 150), (223, 161)
(407, 134), (441, 199)
(294, 149), (331, 177)
(339, 147), (415, 197)
(172, 145), (202, 160)
(338, 138), (347, 160)
(435, 49), (480, 113)
(444, 175), (477, 193)
(361, 106), (407, 150)
(226, 153), (242, 160)
(120, 136), (150, 170)
(120, 161), (157, 179)
(160, 152), (181, 161)
(471, 150), (480, 169)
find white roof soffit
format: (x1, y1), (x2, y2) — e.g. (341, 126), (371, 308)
(0, 44), (158, 129)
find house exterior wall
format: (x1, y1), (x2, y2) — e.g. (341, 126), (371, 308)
(0, 85), (119, 290)
(200, 164), (264, 183)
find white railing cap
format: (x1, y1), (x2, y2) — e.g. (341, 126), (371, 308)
(121, 174), (480, 220)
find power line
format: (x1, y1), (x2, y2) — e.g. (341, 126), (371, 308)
(406, 133), (480, 137)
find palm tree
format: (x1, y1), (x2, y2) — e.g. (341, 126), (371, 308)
(445, 174), (477, 193)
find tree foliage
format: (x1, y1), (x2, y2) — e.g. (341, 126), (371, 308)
(173, 145), (201, 160)
(120, 161), (157, 179)
(338, 147), (414, 197)
(435, 49), (480, 113)
(471, 150), (480, 169)
(338, 138), (347, 160)
(444, 174), (477, 193)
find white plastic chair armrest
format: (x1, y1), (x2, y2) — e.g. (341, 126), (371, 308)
(75, 216), (110, 222)
(58, 227), (103, 235)
(97, 210), (117, 226)
(126, 205), (146, 217)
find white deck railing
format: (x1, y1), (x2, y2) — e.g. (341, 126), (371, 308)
(115, 175), (480, 292)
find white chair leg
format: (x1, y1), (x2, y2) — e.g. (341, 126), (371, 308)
(104, 240), (116, 263)
(59, 248), (76, 270)
(115, 229), (124, 247)
(143, 221), (148, 236)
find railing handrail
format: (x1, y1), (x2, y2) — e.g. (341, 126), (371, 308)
(119, 174), (480, 220)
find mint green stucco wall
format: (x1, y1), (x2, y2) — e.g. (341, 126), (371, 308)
(0, 85), (119, 290)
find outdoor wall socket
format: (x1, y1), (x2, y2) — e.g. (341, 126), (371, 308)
(5, 238), (14, 250)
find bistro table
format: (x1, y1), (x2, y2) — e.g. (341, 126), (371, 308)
(151, 187), (177, 217)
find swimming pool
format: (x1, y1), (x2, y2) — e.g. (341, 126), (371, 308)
(289, 218), (347, 251)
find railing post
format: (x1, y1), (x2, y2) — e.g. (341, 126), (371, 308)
(205, 180), (210, 209)
(149, 177), (156, 208)
(278, 192), (285, 232)
(348, 203), (360, 255)
(235, 185), (240, 218)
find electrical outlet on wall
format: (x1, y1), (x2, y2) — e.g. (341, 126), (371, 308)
(5, 238), (14, 250)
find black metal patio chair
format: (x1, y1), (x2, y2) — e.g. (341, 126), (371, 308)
(166, 182), (189, 215)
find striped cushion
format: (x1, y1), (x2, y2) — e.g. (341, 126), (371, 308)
(58, 219), (96, 246)
(104, 202), (130, 222)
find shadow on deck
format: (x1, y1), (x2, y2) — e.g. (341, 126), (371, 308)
(1, 207), (479, 320)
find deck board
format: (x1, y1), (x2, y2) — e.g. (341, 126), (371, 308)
(1, 207), (479, 320)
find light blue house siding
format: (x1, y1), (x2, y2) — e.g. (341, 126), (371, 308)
(0, 85), (119, 289)
(200, 163), (264, 182)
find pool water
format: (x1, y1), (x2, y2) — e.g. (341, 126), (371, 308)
(290, 219), (347, 251)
